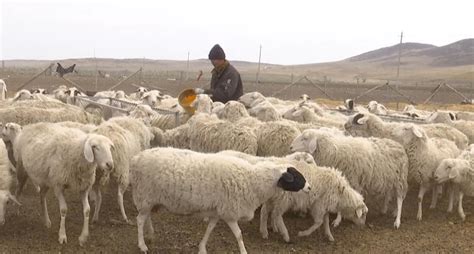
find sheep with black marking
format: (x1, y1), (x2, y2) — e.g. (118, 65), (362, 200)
(428, 111), (474, 144)
(218, 150), (367, 242)
(130, 147), (310, 253)
(290, 128), (408, 228)
(391, 124), (460, 220)
(345, 112), (469, 150)
(13, 122), (114, 245)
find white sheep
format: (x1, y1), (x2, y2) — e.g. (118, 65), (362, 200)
(128, 86), (149, 100)
(88, 121), (140, 224)
(53, 85), (69, 103)
(290, 129), (408, 228)
(140, 90), (164, 107)
(345, 112), (469, 150)
(282, 104), (344, 129)
(456, 111), (474, 121)
(239, 92), (281, 122)
(391, 124), (460, 220)
(0, 79), (7, 101)
(218, 150), (368, 242)
(428, 111), (474, 144)
(434, 146), (474, 220)
(129, 147), (310, 253)
(108, 116), (153, 151)
(0, 139), (21, 225)
(187, 113), (258, 155)
(13, 122), (114, 245)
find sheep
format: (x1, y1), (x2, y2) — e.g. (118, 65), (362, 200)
(108, 117), (153, 151)
(128, 86), (149, 100)
(367, 100), (388, 115)
(11, 89), (33, 101)
(140, 90), (164, 107)
(428, 111), (474, 144)
(290, 129), (408, 228)
(239, 92), (281, 122)
(456, 111), (474, 121)
(53, 85), (68, 103)
(391, 124), (460, 220)
(345, 112), (469, 150)
(434, 146), (474, 220)
(0, 79), (6, 101)
(262, 165), (368, 242)
(129, 147), (310, 253)
(187, 113), (258, 155)
(150, 124), (190, 149)
(282, 104), (344, 129)
(217, 100), (250, 122)
(13, 123), (114, 245)
(55, 121), (96, 133)
(88, 121), (140, 224)
(218, 150), (367, 242)
(0, 105), (102, 126)
(255, 121), (301, 157)
(0, 139), (22, 225)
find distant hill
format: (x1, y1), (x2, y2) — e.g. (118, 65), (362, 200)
(3, 39), (473, 83)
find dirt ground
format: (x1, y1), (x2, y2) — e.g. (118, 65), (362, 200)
(1, 72), (474, 253)
(1, 181), (474, 253)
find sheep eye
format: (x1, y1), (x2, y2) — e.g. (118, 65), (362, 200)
(92, 145), (98, 150)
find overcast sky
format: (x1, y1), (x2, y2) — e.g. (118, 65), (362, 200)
(1, 0), (473, 65)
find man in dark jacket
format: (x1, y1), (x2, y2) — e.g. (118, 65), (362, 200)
(195, 44), (243, 103)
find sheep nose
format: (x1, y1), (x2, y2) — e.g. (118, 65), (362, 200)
(290, 146), (294, 151)
(106, 162), (113, 170)
(344, 123), (350, 129)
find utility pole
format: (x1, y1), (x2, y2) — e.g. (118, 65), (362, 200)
(256, 45), (262, 84)
(186, 51), (190, 81)
(94, 48), (98, 91)
(396, 31), (403, 81)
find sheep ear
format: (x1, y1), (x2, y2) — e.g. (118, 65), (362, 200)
(412, 127), (423, 138)
(8, 193), (21, 206)
(140, 94), (150, 100)
(308, 138), (318, 154)
(83, 137), (95, 163)
(357, 115), (369, 125)
(448, 168), (458, 179)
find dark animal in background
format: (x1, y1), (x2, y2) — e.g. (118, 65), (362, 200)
(56, 63), (77, 77)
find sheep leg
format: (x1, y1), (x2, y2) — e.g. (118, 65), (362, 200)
(298, 210), (324, 238)
(332, 212), (342, 227)
(137, 207), (151, 253)
(382, 195), (392, 214)
(429, 185), (439, 209)
(198, 217), (218, 254)
(259, 203), (270, 239)
(225, 220), (247, 254)
(270, 208), (279, 233)
(39, 186), (51, 228)
(273, 213), (290, 243)
(117, 183), (132, 225)
(394, 195), (404, 229)
(458, 191), (466, 221)
(145, 216), (154, 238)
(15, 169), (28, 198)
(447, 184), (458, 213)
(79, 188), (91, 246)
(323, 213), (335, 242)
(91, 185), (102, 223)
(417, 185), (428, 221)
(54, 187), (68, 244)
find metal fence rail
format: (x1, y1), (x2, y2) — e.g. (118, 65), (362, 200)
(75, 96), (181, 125)
(328, 108), (429, 124)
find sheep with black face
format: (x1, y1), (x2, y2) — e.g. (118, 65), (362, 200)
(130, 147), (310, 253)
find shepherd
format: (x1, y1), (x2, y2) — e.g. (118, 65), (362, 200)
(195, 44), (243, 103)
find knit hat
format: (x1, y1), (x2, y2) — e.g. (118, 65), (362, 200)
(208, 44), (226, 60)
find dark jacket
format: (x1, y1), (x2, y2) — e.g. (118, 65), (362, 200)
(205, 63), (243, 103)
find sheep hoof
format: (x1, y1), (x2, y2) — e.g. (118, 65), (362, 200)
(297, 230), (310, 237)
(44, 220), (52, 229)
(127, 219), (136, 226)
(58, 235), (67, 244)
(332, 220), (341, 228)
(79, 234), (88, 246)
(260, 230), (268, 239)
(139, 244), (149, 253)
(393, 220), (400, 229)
(327, 235), (335, 242)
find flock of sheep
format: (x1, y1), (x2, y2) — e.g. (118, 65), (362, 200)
(0, 79), (474, 253)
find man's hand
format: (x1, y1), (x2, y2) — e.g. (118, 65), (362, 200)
(194, 88), (205, 94)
